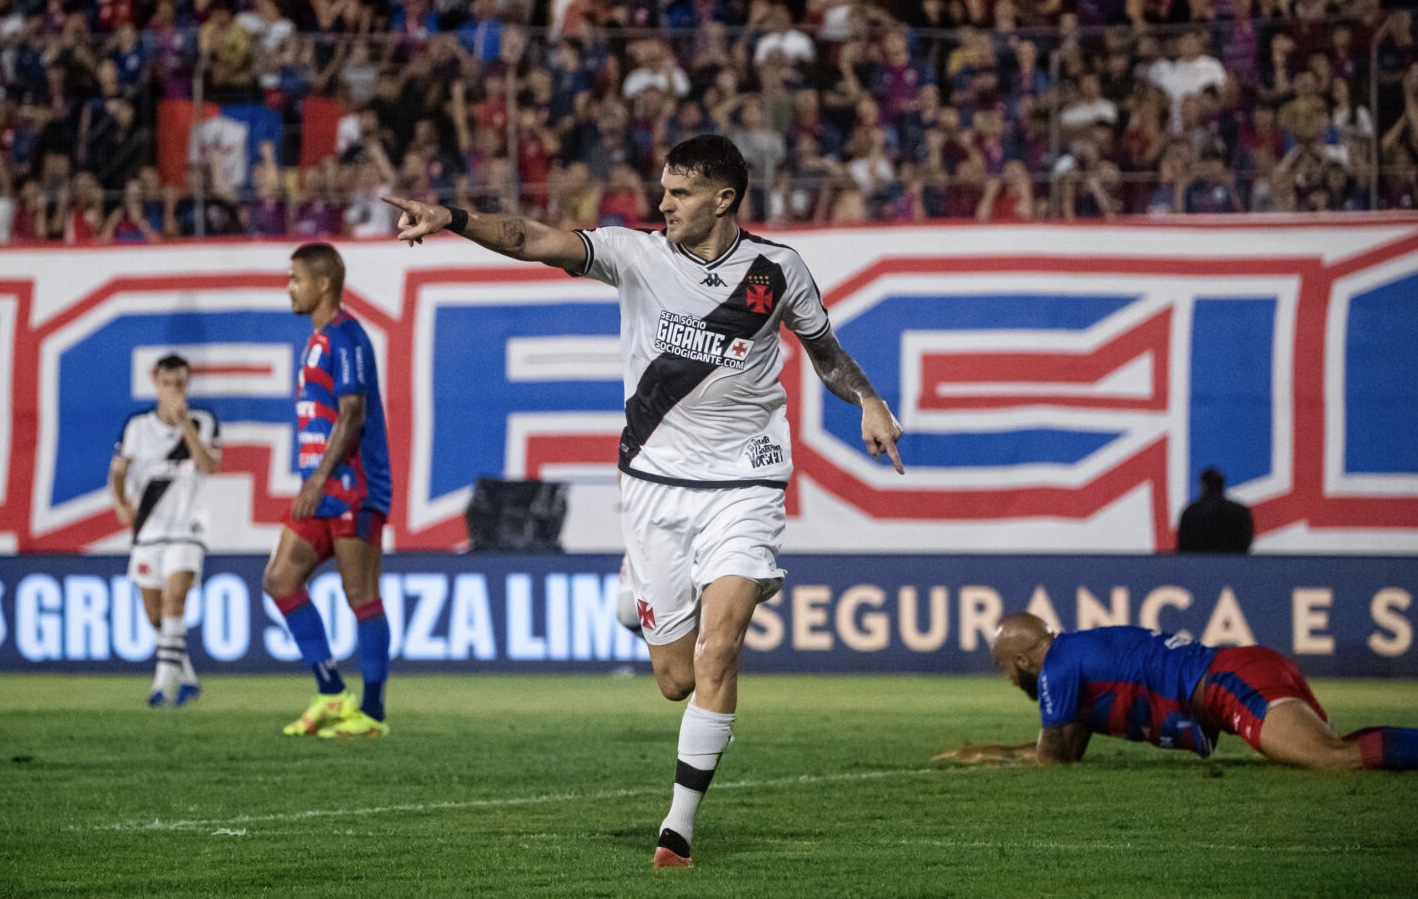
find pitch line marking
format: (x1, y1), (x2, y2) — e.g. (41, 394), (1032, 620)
(93, 768), (937, 832)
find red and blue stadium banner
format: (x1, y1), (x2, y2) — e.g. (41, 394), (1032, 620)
(0, 219), (1416, 556)
(0, 552), (1412, 676)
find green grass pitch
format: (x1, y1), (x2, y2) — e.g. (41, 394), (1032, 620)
(2, 673), (1415, 898)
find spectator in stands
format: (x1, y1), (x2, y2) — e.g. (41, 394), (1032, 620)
(245, 161), (289, 236)
(135, 166), (167, 234)
(1257, 30), (1298, 108)
(1183, 146), (1243, 213)
(1278, 70), (1329, 144)
(622, 37), (690, 102)
(148, 0), (196, 100)
(1119, 86), (1169, 209)
(1380, 63), (1418, 166)
(1005, 40), (1052, 123)
(1328, 76), (1374, 157)
(727, 94), (787, 222)
(1148, 26), (1228, 132)
(471, 155), (519, 215)
(343, 140), (398, 236)
(200, 0), (257, 103)
(1303, 161), (1366, 212)
(597, 161), (650, 227)
(1378, 153), (1417, 210)
(238, 0), (296, 62)
(752, 2), (815, 76)
(1053, 135), (1122, 221)
(292, 160), (346, 238)
(874, 28), (930, 146)
(102, 176), (161, 243)
(1375, 11), (1416, 130)
(1059, 71), (1119, 140)
(843, 122), (897, 220)
(10, 176), (49, 242)
(820, 36), (868, 140)
(549, 159), (599, 229)
(59, 169), (106, 244)
(976, 158), (1037, 222)
(167, 164), (243, 237)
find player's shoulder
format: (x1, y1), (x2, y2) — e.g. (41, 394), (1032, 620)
(121, 406), (157, 431)
(738, 229), (818, 293)
(579, 225), (662, 247)
(739, 229), (809, 266)
(116, 406), (155, 447)
(328, 309), (365, 331)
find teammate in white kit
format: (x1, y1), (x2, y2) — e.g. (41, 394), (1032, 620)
(384, 135), (904, 869)
(109, 354), (222, 707)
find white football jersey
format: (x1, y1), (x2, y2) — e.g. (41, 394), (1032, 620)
(115, 408), (222, 547)
(573, 226), (832, 487)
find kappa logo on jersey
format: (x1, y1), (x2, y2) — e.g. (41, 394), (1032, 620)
(701, 273), (727, 288)
(745, 277), (775, 314)
(654, 311), (754, 370)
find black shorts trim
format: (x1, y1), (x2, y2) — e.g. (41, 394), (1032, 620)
(619, 462), (787, 491)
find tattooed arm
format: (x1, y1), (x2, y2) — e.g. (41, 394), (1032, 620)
(798, 330), (905, 474)
(383, 196), (587, 271)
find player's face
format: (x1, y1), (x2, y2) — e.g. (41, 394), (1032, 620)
(287, 260), (324, 316)
(659, 166), (730, 249)
(992, 648), (1040, 700)
(152, 367), (189, 401)
(1015, 668), (1040, 701)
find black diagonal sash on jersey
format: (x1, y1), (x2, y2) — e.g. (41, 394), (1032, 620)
(132, 437), (192, 537)
(620, 254), (788, 474)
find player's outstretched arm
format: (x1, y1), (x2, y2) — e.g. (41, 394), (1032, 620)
(1036, 723), (1091, 765)
(798, 330), (904, 474)
(383, 195), (587, 271)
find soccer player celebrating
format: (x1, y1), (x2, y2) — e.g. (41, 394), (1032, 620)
(109, 354), (222, 707)
(384, 135), (905, 867)
(981, 612), (1418, 770)
(265, 242), (394, 738)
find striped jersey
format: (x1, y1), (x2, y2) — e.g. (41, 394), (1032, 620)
(114, 407), (221, 547)
(1038, 626), (1220, 756)
(573, 226), (832, 488)
(297, 310), (392, 517)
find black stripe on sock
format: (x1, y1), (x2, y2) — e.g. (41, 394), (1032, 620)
(674, 759), (717, 794)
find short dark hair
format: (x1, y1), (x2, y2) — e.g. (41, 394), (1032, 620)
(154, 354), (189, 373)
(665, 135), (749, 215)
(291, 242), (346, 297)
(1200, 467), (1225, 492)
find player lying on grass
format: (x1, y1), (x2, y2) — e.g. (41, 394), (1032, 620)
(941, 613), (1418, 770)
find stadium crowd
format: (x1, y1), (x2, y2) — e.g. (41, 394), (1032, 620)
(1, 0), (1416, 243)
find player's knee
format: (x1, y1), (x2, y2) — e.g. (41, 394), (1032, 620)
(694, 633), (741, 677)
(656, 671), (694, 702)
(261, 565), (294, 601)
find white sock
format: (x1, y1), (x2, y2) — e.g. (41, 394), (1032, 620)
(152, 616), (185, 695)
(659, 701), (734, 848)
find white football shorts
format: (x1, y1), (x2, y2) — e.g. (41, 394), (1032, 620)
(620, 476), (787, 646)
(128, 541), (205, 590)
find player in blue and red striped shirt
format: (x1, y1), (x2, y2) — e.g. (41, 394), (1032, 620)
(262, 242), (393, 738)
(987, 613), (1418, 770)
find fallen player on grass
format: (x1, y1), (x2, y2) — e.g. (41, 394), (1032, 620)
(939, 613), (1418, 770)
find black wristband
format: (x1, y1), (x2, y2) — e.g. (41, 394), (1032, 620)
(444, 205), (469, 236)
